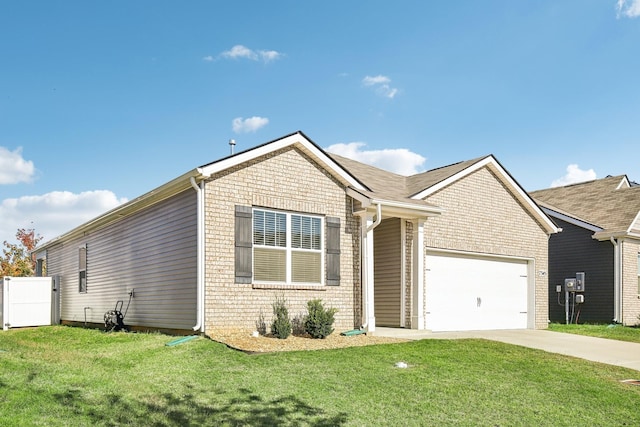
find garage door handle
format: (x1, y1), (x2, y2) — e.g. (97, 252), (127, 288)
(477, 297), (481, 307)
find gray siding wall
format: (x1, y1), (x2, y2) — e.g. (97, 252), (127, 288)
(47, 189), (197, 330)
(548, 218), (614, 323)
(374, 218), (402, 327)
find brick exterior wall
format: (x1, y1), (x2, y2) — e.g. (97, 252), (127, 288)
(621, 240), (640, 326)
(421, 167), (551, 329)
(203, 147), (361, 333)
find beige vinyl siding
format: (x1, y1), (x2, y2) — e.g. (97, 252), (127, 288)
(374, 218), (402, 327)
(47, 189), (197, 330)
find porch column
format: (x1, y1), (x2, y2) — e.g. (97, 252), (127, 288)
(361, 213), (376, 333)
(411, 219), (425, 330)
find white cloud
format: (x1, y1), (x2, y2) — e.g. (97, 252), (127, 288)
(362, 75), (399, 99)
(219, 45), (283, 63)
(232, 116), (269, 134)
(363, 75), (391, 86)
(617, 0), (640, 18)
(258, 50), (282, 63)
(202, 55), (214, 62)
(550, 164), (597, 188)
(0, 190), (128, 245)
(326, 142), (426, 176)
(0, 147), (36, 184)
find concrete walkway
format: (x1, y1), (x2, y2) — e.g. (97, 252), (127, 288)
(374, 327), (640, 373)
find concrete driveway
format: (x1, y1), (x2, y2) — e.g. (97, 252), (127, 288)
(374, 327), (640, 373)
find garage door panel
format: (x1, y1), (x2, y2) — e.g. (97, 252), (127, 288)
(425, 253), (528, 332)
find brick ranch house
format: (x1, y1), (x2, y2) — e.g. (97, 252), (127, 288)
(34, 131), (558, 335)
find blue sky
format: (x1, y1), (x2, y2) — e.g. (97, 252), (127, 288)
(1, 0), (640, 245)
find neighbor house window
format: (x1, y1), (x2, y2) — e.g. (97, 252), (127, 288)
(79, 245), (87, 293)
(253, 209), (322, 284)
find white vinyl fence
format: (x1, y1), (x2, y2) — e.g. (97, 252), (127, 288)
(1, 276), (57, 331)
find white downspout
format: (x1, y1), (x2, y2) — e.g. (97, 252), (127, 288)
(361, 203), (382, 332)
(610, 237), (621, 323)
(190, 177), (205, 332)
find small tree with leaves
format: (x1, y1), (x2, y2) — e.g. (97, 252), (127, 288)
(1, 228), (43, 277)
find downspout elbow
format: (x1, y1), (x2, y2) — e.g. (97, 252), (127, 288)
(366, 203), (382, 233)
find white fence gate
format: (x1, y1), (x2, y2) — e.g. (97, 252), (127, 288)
(1, 276), (58, 331)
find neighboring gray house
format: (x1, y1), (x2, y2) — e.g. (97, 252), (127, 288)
(531, 175), (640, 325)
(35, 131), (557, 335)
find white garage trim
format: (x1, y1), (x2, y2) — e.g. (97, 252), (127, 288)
(425, 249), (535, 332)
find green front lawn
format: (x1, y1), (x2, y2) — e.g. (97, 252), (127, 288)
(1, 326), (639, 426)
(549, 323), (640, 343)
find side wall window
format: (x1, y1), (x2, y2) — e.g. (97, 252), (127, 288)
(79, 245), (87, 293)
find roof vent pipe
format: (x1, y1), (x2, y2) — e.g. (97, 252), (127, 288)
(229, 139), (236, 155)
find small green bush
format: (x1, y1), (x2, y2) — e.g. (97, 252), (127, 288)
(270, 296), (291, 339)
(304, 299), (338, 339)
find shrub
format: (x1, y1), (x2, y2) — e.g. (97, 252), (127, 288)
(255, 309), (267, 336)
(291, 312), (306, 336)
(304, 299), (338, 339)
(270, 296), (291, 339)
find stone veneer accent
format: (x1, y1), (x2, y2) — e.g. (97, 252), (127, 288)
(421, 167), (551, 329)
(622, 240), (640, 325)
(203, 147), (361, 333)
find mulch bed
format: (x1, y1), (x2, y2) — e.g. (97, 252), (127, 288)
(207, 329), (408, 353)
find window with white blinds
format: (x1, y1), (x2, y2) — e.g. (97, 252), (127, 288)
(253, 209), (323, 284)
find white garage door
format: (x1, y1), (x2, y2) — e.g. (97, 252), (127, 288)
(425, 253), (529, 332)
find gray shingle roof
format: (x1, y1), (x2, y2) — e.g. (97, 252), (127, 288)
(530, 175), (640, 233)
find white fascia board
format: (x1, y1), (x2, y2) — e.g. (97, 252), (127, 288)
(617, 176), (631, 190)
(593, 230), (640, 242)
(411, 156), (559, 234)
(199, 133), (367, 191)
(369, 198), (444, 218)
(541, 206), (602, 233)
(626, 210), (640, 234)
(346, 187), (442, 218)
(410, 156), (495, 200)
(346, 187), (372, 207)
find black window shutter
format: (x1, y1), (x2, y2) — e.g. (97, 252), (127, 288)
(326, 217), (341, 286)
(235, 205), (253, 284)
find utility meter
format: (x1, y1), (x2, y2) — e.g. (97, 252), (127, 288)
(564, 278), (576, 292)
(575, 272), (585, 292)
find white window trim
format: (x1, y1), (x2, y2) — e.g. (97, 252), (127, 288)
(253, 208), (325, 286)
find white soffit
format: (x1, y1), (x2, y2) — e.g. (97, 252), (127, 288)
(198, 132), (367, 191)
(541, 206), (602, 233)
(411, 156), (559, 234)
